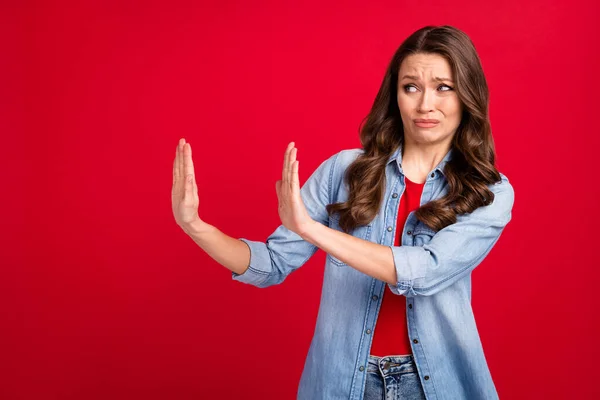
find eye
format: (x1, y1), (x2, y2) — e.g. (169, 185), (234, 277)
(402, 84), (454, 93)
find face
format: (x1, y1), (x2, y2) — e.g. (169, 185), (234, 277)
(396, 53), (463, 148)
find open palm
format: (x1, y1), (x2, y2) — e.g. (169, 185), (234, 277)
(275, 142), (315, 237)
(172, 138), (202, 228)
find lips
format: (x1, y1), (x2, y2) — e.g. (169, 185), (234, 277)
(414, 119), (440, 123)
(414, 119), (440, 128)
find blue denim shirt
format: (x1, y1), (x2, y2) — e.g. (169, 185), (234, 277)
(233, 144), (514, 400)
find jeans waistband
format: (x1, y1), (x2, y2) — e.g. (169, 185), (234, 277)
(367, 354), (416, 375)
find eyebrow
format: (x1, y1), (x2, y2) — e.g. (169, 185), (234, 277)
(400, 74), (454, 83)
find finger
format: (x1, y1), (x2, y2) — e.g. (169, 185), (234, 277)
(282, 142), (289, 183)
(173, 147), (179, 182)
(178, 138), (185, 185)
(185, 171), (194, 198)
(291, 159), (299, 192)
(283, 142), (294, 183)
(184, 142), (195, 180)
(192, 164), (199, 202)
(174, 141), (183, 193)
(288, 147), (297, 188)
(174, 141), (180, 179)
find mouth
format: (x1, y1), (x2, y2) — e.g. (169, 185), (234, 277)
(414, 119), (440, 128)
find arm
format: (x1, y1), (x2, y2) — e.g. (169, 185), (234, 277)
(175, 137), (337, 285)
(301, 223), (397, 284)
(182, 221), (252, 276)
(301, 176), (515, 297)
(228, 151), (339, 288)
(174, 138), (254, 277)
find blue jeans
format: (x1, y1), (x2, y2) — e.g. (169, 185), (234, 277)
(363, 354), (426, 400)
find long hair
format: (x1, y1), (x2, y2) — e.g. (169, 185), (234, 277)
(326, 25), (502, 234)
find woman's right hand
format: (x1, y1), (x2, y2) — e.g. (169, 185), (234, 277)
(172, 138), (204, 229)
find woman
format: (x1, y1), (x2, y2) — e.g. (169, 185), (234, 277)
(172, 25), (514, 400)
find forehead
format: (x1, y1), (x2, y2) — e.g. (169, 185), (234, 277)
(399, 53), (452, 77)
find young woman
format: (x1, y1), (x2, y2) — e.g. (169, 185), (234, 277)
(172, 25), (514, 400)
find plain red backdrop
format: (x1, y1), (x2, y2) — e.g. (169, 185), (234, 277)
(2, 0), (599, 399)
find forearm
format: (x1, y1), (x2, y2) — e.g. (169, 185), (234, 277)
(182, 220), (250, 275)
(301, 221), (396, 285)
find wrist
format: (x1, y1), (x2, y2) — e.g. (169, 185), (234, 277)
(182, 218), (214, 237)
(299, 219), (320, 243)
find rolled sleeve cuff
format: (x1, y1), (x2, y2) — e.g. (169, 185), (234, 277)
(387, 245), (430, 296)
(231, 238), (273, 287)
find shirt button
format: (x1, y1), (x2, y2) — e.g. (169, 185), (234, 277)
(366, 329), (372, 334)
(392, 193), (398, 198)
(372, 295), (378, 300)
(408, 303), (412, 309)
(424, 375), (430, 380)
(387, 226), (393, 232)
(430, 173), (435, 178)
(413, 339), (419, 344)
(407, 230), (412, 235)
(359, 366), (365, 371)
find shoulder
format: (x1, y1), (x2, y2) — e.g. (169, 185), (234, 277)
(332, 148), (363, 171)
(458, 171), (515, 226)
(312, 148), (363, 199)
(492, 172), (515, 208)
(314, 148), (363, 176)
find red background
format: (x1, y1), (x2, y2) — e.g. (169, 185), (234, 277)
(2, 1), (599, 399)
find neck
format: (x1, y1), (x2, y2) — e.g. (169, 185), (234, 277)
(401, 139), (451, 183)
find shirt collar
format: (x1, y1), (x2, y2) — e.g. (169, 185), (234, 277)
(386, 143), (454, 178)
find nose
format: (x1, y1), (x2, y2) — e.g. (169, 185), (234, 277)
(417, 90), (434, 113)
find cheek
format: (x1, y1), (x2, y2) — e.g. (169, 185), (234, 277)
(397, 95), (414, 114)
(441, 99), (462, 122)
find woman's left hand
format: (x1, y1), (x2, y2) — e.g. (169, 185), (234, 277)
(276, 142), (315, 238)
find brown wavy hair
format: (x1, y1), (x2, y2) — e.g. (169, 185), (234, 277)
(326, 25), (502, 234)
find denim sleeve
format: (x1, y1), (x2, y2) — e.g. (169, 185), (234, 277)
(232, 151), (339, 288)
(388, 176), (515, 297)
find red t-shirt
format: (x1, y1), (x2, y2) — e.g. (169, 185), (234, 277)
(369, 176), (425, 357)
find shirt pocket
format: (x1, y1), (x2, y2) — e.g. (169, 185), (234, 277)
(326, 213), (372, 267)
(412, 222), (438, 247)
